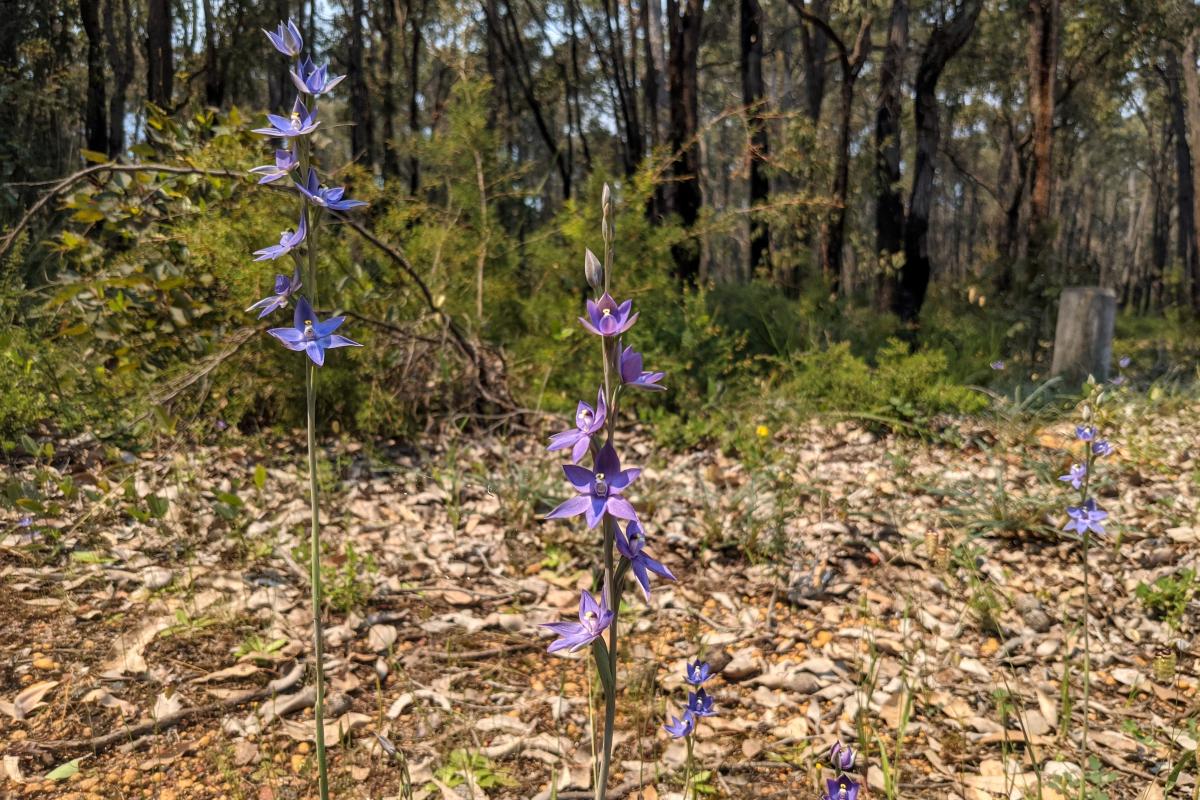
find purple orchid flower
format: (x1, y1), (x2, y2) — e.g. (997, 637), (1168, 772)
(547, 389), (606, 464)
(264, 19), (303, 57)
(1064, 498), (1107, 536)
(829, 741), (856, 771)
(685, 660), (711, 685)
(1075, 425), (1096, 442)
(246, 266), (302, 318)
(546, 443), (640, 529)
(17, 516), (33, 528)
(290, 56), (346, 96)
(542, 590), (614, 654)
(990, 360), (1005, 371)
(267, 296), (361, 367)
(253, 97), (321, 139)
(663, 710), (695, 739)
(249, 149), (299, 185)
(1092, 440), (1114, 457)
(253, 211), (307, 261)
(579, 293), (638, 337)
(619, 345), (665, 391)
(1110, 375), (1126, 386)
(686, 688), (715, 718)
(1118, 355), (1131, 369)
(615, 520), (675, 600)
(825, 776), (860, 800)
(1058, 463), (1086, 491)
(298, 169), (367, 212)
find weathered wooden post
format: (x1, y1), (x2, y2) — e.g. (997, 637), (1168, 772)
(1050, 286), (1116, 385)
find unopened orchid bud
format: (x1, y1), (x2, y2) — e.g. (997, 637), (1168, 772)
(585, 248), (604, 292)
(601, 183), (614, 243)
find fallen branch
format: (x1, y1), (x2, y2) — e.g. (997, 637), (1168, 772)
(24, 662), (304, 755)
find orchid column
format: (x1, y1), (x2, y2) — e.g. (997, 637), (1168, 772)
(543, 185), (672, 800)
(250, 20), (365, 800)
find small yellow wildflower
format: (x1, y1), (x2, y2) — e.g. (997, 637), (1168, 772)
(755, 424), (769, 439)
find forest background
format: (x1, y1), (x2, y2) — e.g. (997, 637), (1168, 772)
(3, 0), (1199, 449)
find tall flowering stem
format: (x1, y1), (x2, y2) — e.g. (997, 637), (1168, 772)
(543, 185), (673, 800)
(250, 22), (366, 800)
(1058, 383), (1114, 785)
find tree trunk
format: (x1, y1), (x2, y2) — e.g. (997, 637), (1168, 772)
(1182, 34), (1200, 307)
(349, 0), (376, 168)
(1162, 49), (1200, 309)
(408, 0), (427, 193)
(874, 0), (907, 311)
(741, 0), (770, 275)
(80, 0), (107, 154)
(1050, 287), (1116, 385)
(146, 0), (174, 108)
(797, 0), (829, 124)
(380, 0), (400, 178)
(102, 0), (134, 155)
(267, 0), (290, 112)
(202, 0), (225, 107)
(894, 0), (982, 323)
(1024, 0), (1058, 286)
(666, 0), (704, 284)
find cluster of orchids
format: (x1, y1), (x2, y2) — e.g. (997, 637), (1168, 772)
(824, 741), (860, 800)
(663, 660), (717, 797)
(1056, 380), (1116, 777)
(246, 20), (368, 800)
(540, 185), (670, 799)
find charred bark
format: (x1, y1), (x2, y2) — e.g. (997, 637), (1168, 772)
(146, 0), (174, 108)
(666, 0), (705, 284)
(874, 0), (908, 311)
(741, 0), (770, 275)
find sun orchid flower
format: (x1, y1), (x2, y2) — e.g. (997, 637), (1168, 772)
(264, 19), (303, 57)
(990, 360), (1005, 371)
(615, 520), (675, 600)
(543, 590), (614, 653)
(249, 149), (299, 184)
(253, 212), (307, 261)
(546, 443), (639, 529)
(685, 661), (711, 685)
(579, 293), (638, 337)
(1075, 425), (1096, 442)
(619, 345), (665, 391)
(298, 169), (367, 212)
(687, 688), (715, 718)
(547, 389), (606, 464)
(246, 266), (302, 318)
(1064, 498), (1107, 536)
(663, 711), (695, 739)
(290, 56), (346, 96)
(267, 296), (361, 366)
(1092, 440), (1114, 457)
(829, 741), (856, 771)
(1058, 463), (1086, 491)
(825, 775), (860, 800)
(253, 97), (320, 138)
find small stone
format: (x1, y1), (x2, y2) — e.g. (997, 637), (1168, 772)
(813, 630), (834, 648)
(290, 754), (306, 773)
(32, 657), (56, 671)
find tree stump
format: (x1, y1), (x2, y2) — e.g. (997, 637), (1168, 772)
(1050, 287), (1116, 385)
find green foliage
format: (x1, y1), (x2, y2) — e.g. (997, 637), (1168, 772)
(1135, 568), (1196, 630)
(428, 750), (515, 792)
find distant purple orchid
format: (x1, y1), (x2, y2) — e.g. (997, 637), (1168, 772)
(1075, 425), (1096, 442)
(615, 520), (675, 600)
(249, 149), (300, 185)
(1064, 498), (1107, 536)
(298, 169), (367, 212)
(990, 360), (1005, 371)
(619, 345), (665, 391)
(1058, 463), (1086, 491)
(687, 688), (715, 718)
(825, 775), (860, 800)
(546, 443), (640, 529)
(17, 516), (33, 528)
(547, 389), (606, 464)
(264, 19), (303, 57)
(830, 741), (856, 771)
(663, 711), (695, 739)
(1092, 440), (1114, 457)
(253, 212), (307, 261)
(685, 661), (711, 686)
(1118, 355), (1131, 369)
(543, 590), (614, 653)
(290, 57), (346, 96)
(579, 293), (638, 337)
(267, 296), (361, 367)
(246, 266), (302, 318)
(253, 97), (320, 139)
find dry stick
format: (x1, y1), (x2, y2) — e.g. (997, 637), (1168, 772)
(24, 662), (304, 755)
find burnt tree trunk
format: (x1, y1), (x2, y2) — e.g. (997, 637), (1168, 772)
(103, 0), (134, 155)
(895, 0), (982, 323)
(80, 0), (107, 154)
(1024, 0), (1058, 289)
(408, 0), (427, 193)
(797, 0), (829, 124)
(146, 0), (174, 108)
(874, 0), (908, 311)
(380, 0), (399, 178)
(1162, 49), (1200, 309)
(349, 0), (376, 168)
(666, 0), (704, 284)
(202, 0), (225, 106)
(741, 0), (770, 275)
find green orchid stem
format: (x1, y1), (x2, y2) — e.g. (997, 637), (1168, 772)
(683, 733), (695, 800)
(297, 119), (330, 800)
(1079, 442), (1095, 795)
